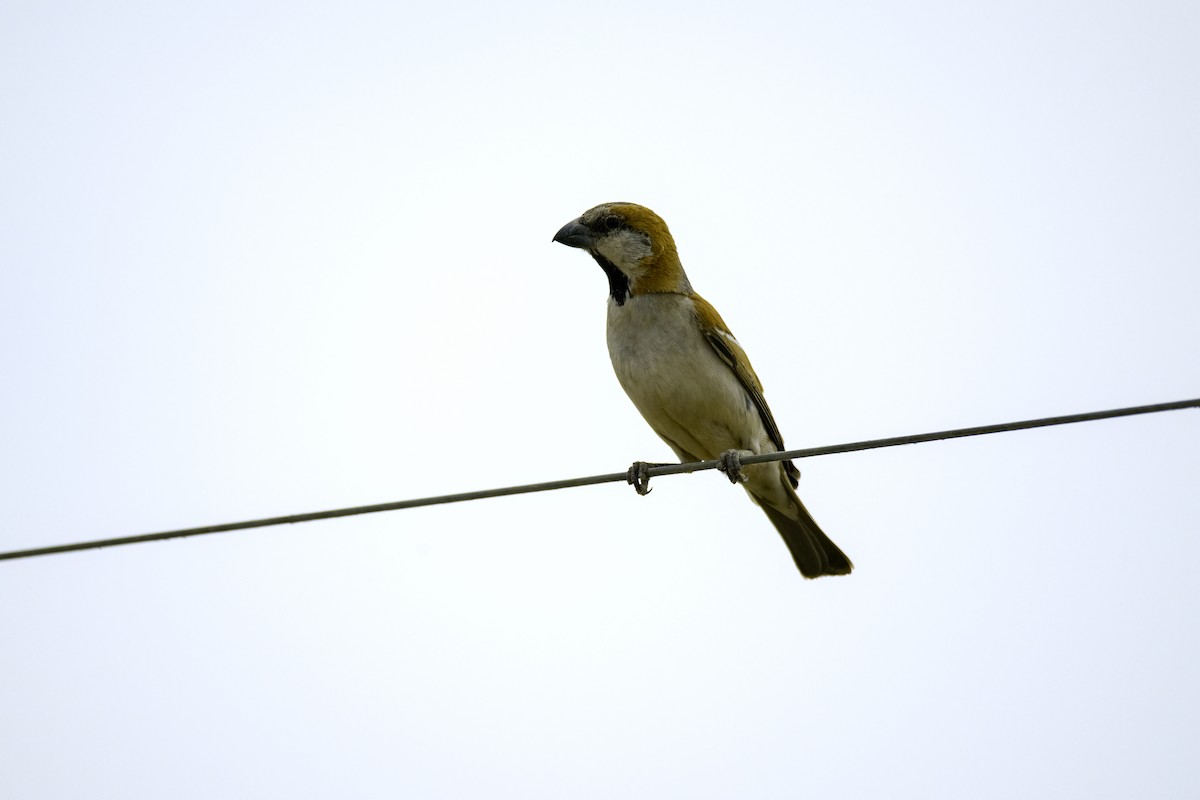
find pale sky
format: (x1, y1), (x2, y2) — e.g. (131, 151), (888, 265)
(2, 1), (1198, 798)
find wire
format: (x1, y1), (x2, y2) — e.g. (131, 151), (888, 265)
(2, 398), (1196, 563)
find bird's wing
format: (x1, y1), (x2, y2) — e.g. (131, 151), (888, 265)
(690, 293), (802, 487)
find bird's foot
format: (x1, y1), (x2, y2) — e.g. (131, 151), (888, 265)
(717, 449), (753, 485)
(626, 461), (669, 496)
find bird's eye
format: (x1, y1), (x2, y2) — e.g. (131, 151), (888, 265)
(603, 215), (621, 231)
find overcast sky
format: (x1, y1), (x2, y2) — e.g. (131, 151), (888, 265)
(2, 1), (1198, 798)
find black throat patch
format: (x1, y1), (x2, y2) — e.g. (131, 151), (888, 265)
(591, 252), (630, 305)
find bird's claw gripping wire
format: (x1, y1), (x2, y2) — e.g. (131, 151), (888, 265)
(626, 461), (666, 496)
(717, 449), (752, 485)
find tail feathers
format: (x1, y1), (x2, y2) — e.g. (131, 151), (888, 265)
(758, 489), (853, 579)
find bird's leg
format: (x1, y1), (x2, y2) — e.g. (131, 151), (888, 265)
(717, 449), (753, 485)
(626, 461), (670, 496)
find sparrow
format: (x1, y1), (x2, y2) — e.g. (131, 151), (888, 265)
(553, 202), (852, 578)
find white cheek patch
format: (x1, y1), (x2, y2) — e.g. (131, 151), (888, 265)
(596, 229), (653, 273)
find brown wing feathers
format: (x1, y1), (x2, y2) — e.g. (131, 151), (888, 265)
(691, 294), (802, 487)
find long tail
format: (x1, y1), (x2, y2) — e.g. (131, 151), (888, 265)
(757, 481), (853, 579)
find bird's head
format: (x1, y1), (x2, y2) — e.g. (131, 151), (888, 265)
(553, 202), (690, 304)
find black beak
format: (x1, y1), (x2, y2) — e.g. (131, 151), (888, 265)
(552, 218), (593, 249)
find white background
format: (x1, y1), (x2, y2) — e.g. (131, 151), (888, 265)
(2, 1), (1198, 797)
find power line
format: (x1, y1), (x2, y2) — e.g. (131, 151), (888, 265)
(2, 398), (1196, 563)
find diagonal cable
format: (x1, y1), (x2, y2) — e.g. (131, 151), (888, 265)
(1, 398), (1196, 562)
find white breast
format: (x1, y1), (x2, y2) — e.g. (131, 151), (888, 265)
(605, 293), (766, 461)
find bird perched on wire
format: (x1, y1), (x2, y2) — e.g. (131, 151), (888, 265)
(553, 202), (852, 578)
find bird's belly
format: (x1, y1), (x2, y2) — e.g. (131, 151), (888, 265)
(606, 295), (763, 460)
